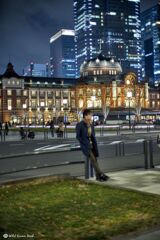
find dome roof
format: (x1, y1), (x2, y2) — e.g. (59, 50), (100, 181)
(80, 53), (122, 77)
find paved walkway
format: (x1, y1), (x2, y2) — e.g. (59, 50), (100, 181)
(83, 167), (160, 195)
(113, 229), (160, 240)
(80, 167), (160, 240)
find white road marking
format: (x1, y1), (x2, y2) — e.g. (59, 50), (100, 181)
(34, 144), (71, 152)
(109, 141), (122, 145)
(34, 145), (52, 151)
(136, 139), (145, 143)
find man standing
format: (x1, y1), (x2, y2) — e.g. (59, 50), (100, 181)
(76, 109), (109, 181)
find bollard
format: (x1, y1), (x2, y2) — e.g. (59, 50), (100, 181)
(143, 140), (149, 169)
(90, 161), (94, 178)
(149, 139), (154, 168)
(121, 142), (125, 156)
(85, 157), (94, 179)
(85, 157), (90, 179)
(119, 142), (122, 156)
(115, 144), (119, 156)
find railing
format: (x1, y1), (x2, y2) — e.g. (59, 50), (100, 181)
(0, 124), (160, 142)
(0, 139), (159, 182)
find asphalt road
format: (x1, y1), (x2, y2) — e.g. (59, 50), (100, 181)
(0, 132), (159, 184)
(0, 131), (159, 157)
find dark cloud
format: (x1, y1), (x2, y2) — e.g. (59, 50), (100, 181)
(0, 0), (159, 75)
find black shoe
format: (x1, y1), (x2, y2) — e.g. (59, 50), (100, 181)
(96, 173), (110, 182)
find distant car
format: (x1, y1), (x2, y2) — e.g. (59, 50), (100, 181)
(146, 119), (154, 124)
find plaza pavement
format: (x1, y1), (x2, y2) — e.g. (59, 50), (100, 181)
(80, 167), (160, 240)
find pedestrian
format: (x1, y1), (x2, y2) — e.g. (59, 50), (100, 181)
(76, 109), (109, 181)
(28, 129), (35, 139)
(50, 120), (55, 137)
(5, 122), (9, 135)
(19, 127), (26, 140)
(56, 121), (64, 138)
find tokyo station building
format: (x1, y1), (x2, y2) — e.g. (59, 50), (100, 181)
(0, 54), (159, 124)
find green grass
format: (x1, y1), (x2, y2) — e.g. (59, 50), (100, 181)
(1, 177), (160, 240)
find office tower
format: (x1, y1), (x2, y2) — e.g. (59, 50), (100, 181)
(141, 2), (160, 85)
(23, 63), (49, 77)
(73, 0), (142, 79)
(50, 29), (76, 78)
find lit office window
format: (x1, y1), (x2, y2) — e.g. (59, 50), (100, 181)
(16, 99), (21, 108)
(23, 90), (28, 96)
(31, 100), (37, 107)
(7, 90), (12, 96)
(7, 99), (12, 109)
(31, 90), (36, 97)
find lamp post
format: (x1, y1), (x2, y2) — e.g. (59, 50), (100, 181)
(63, 99), (68, 138)
(40, 102), (46, 139)
(91, 95), (96, 123)
(53, 106), (56, 123)
(127, 91), (132, 130)
(22, 103), (27, 126)
(7, 105), (12, 126)
(40, 102), (45, 127)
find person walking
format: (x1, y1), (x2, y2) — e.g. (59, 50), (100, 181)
(76, 109), (109, 181)
(56, 121), (64, 138)
(19, 127), (26, 140)
(50, 120), (55, 138)
(5, 122), (9, 135)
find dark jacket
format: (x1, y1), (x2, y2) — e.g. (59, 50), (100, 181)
(76, 120), (99, 157)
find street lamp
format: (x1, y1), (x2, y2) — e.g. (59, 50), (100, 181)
(40, 102), (45, 127)
(8, 106), (12, 125)
(22, 103), (27, 126)
(63, 99), (68, 138)
(53, 106), (56, 123)
(63, 99), (68, 123)
(127, 91), (132, 130)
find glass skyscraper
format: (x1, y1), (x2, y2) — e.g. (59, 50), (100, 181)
(23, 63), (49, 77)
(73, 0), (142, 80)
(141, 3), (160, 85)
(50, 29), (76, 78)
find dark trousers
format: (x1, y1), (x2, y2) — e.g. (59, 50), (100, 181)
(89, 150), (102, 176)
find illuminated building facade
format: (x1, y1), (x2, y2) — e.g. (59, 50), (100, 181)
(141, 3), (160, 85)
(1, 55), (156, 124)
(73, 0), (142, 79)
(50, 29), (76, 78)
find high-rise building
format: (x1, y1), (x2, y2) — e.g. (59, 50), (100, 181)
(23, 63), (49, 77)
(141, 2), (160, 85)
(50, 29), (76, 78)
(73, 0), (142, 79)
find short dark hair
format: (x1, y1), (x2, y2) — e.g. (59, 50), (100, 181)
(83, 109), (92, 118)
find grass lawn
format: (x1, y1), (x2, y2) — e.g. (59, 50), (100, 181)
(0, 177), (160, 240)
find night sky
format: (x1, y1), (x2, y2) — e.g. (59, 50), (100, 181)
(0, 0), (159, 75)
